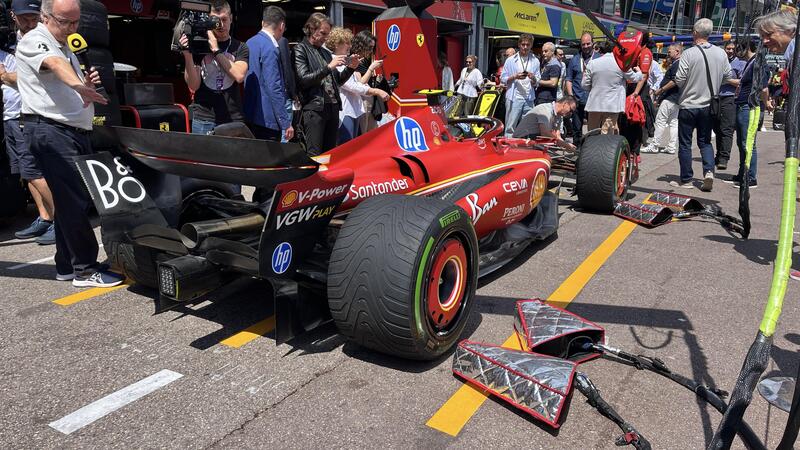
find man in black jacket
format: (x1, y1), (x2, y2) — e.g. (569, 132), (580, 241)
(293, 12), (359, 155)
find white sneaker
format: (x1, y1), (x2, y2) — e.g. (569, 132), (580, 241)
(640, 144), (659, 153)
(72, 270), (125, 288)
(700, 171), (714, 192)
(663, 147), (676, 154)
(669, 180), (694, 188)
(56, 272), (74, 281)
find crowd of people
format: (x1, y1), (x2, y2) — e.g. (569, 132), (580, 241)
(2, 0), (798, 288)
(185, 4), (392, 157)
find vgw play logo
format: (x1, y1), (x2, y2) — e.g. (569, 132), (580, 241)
(394, 117), (428, 152)
(387, 24), (401, 52)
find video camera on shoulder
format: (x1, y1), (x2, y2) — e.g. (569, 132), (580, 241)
(0, 2), (16, 53)
(171, 0), (221, 55)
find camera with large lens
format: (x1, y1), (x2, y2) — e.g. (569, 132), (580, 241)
(0, 2), (16, 53)
(171, 0), (221, 55)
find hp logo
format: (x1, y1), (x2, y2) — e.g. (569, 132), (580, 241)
(387, 24), (401, 52)
(394, 117), (429, 152)
(271, 242), (292, 274)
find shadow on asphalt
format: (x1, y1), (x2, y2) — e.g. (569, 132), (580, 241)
(0, 261), (57, 280)
(703, 235), (799, 266)
(764, 333), (800, 379)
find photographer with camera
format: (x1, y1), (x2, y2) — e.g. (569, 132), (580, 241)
(178, 0), (248, 135)
(1, 0), (57, 245)
(293, 12), (360, 156)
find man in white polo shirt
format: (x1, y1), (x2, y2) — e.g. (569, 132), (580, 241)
(16, 0), (123, 287)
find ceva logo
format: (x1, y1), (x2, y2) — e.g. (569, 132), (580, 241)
(394, 117), (428, 152)
(271, 242), (292, 274)
(387, 24), (401, 52)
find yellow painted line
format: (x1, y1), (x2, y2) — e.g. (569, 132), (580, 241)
(426, 220), (637, 436)
(52, 283), (131, 306)
(219, 316), (276, 348)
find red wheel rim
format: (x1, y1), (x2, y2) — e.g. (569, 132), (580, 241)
(616, 152), (628, 197)
(426, 238), (468, 330)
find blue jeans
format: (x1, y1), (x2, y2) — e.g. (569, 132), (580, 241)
(505, 96), (534, 138)
(735, 104), (760, 183)
(677, 107), (715, 182)
(338, 115), (360, 145)
(191, 118), (215, 135)
(190, 118), (241, 195)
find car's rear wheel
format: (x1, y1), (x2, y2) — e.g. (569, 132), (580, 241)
(104, 240), (160, 288)
(576, 134), (630, 212)
(327, 195), (478, 360)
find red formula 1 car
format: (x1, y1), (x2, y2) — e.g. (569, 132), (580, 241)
(76, 99), (629, 360)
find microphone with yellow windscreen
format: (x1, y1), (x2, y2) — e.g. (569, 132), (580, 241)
(67, 33), (108, 98)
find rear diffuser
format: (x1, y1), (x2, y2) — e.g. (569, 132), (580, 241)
(514, 299), (604, 363)
(452, 341), (577, 427)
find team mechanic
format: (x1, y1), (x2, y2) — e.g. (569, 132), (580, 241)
(16, 0), (123, 287)
(512, 96), (578, 151)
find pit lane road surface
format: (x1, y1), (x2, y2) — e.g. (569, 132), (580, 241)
(0, 131), (797, 448)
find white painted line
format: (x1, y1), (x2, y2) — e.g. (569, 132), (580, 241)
(8, 255), (54, 270)
(8, 244), (103, 271)
(48, 369), (183, 435)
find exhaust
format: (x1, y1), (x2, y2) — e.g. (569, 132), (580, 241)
(180, 212), (265, 249)
(158, 255), (230, 302)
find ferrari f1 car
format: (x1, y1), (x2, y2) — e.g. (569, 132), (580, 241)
(76, 100), (633, 360)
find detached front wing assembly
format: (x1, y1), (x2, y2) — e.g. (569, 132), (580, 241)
(614, 191), (746, 237)
(514, 299), (605, 363)
(452, 341), (577, 427)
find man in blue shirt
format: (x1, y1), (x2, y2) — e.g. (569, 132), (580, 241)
(565, 32), (594, 141)
(535, 42), (561, 105)
(243, 5), (293, 141)
(728, 39), (769, 188)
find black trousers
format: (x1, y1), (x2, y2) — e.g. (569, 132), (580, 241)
(302, 104), (339, 156)
(641, 84), (655, 137)
(569, 100), (587, 141)
(712, 95), (736, 164)
(24, 119), (99, 276)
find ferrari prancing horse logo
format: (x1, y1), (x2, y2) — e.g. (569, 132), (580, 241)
(416, 34), (424, 47)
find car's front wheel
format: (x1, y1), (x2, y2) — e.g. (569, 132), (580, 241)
(576, 134), (630, 212)
(327, 195), (479, 360)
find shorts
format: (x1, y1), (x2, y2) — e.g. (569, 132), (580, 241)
(5, 119), (42, 180)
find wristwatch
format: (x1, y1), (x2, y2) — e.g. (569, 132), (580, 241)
(212, 49), (222, 57)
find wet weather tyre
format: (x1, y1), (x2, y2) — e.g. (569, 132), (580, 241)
(105, 240), (159, 288)
(327, 195), (479, 360)
(576, 134), (630, 212)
